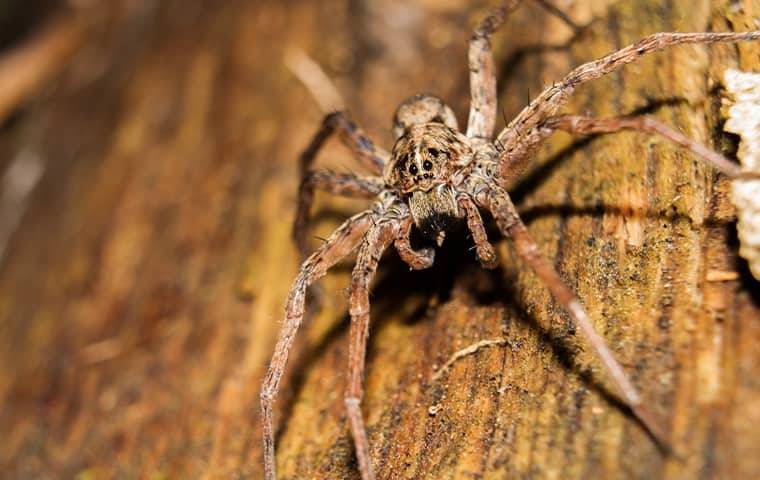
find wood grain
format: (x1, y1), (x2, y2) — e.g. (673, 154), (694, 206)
(0, 0), (758, 478)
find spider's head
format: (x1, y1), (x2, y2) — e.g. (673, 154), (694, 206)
(384, 99), (474, 240)
(386, 95), (470, 193)
(384, 93), (473, 193)
(385, 123), (472, 194)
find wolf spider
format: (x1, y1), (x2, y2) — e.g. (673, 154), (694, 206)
(260, 1), (760, 479)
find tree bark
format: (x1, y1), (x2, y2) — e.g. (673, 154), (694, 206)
(1, 0), (759, 479)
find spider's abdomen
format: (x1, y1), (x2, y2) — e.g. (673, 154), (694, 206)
(408, 184), (461, 239)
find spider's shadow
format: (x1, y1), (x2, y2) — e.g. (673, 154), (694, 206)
(272, 226), (508, 445)
(275, 215), (668, 451)
(506, 93), (760, 304)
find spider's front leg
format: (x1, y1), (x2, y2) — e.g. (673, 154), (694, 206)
(345, 215), (404, 480)
(476, 183), (670, 449)
(261, 210), (376, 480)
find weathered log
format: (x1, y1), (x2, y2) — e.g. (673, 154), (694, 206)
(1, 1), (759, 478)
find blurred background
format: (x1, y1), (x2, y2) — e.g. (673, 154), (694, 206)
(0, 0), (758, 478)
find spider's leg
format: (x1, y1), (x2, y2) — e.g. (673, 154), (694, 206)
(458, 194), (498, 268)
(543, 114), (748, 178)
(300, 111), (388, 177)
(495, 31), (760, 163)
(479, 184), (670, 449)
(394, 216), (435, 270)
(288, 49), (388, 174)
(294, 112), (387, 258)
(466, 1), (520, 139)
(346, 216), (401, 480)
(261, 210), (375, 480)
(497, 111), (755, 184)
(295, 168), (382, 259)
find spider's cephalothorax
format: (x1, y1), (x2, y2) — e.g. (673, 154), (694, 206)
(385, 96), (476, 239)
(263, 2), (760, 479)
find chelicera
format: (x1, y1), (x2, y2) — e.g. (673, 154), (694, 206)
(260, 2), (760, 479)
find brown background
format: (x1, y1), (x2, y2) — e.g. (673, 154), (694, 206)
(1, 0), (759, 478)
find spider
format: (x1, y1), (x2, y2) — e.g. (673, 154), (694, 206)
(260, 2), (760, 479)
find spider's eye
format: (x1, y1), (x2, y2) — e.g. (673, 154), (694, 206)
(427, 148), (439, 157)
(423, 160), (433, 171)
(409, 164), (418, 174)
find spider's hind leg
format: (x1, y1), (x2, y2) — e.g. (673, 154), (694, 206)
(299, 111), (388, 178)
(466, 0), (580, 139)
(495, 31), (760, 155)
(496, 111), (750, 188)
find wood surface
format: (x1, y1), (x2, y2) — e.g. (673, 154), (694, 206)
(1, 0), (759, 478)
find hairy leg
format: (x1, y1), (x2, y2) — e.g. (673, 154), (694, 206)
(300, 111), (388, 178)
(287, 48), (387, 174)
(497, 112), (755, 184)
(478, 184), (670, 448)
(466, 0), (519, 139)
(543, 114), (748, 178)
(294, 111), (387, 257)
(394, 216), (435, 270)
(346, 218), (401, 480)
(457, 195), (498, 268)
(466, 0), (582, 139)
(496, 31), (760, 157)
(294, 169), (382, 258)
(261, 210), (376, 480)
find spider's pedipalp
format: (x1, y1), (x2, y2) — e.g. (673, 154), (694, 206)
(394, 216), (435, 270)
(458, 194), (497, 268)
(262, 209), (376, 480)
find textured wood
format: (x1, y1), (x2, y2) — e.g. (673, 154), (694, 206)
(1, 1), (759, 479)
